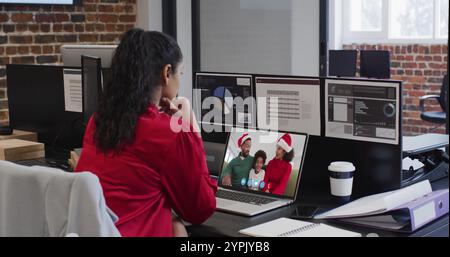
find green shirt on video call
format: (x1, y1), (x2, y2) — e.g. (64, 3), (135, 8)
(221, 155), (254, 188)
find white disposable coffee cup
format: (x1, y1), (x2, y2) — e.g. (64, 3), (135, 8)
(328, 162), (356, 202)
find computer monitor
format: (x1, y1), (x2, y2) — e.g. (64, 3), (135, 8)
(194, 72), (255, 143)
(255, 76), (321, 136)
(203, 141), (226, 177)
(6, 64), (84, 155)
(325, 78), (401, 145)
(220, 128), (308, 198)
(81, 55), (102, 124)
(328, 50), (357, 77)
(61, 44), (117, 68)
(360, 50), (391, 79)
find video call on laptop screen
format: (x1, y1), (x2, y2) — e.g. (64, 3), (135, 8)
(220, 128), (307, 198)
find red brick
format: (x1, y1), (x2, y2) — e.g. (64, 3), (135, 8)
(119, 15), (135, 23)
(99, 14), (118, 23)
(86, 14), (98, 22)
(17, 46), (30, 54)
(42, 45), (54, 54)
(96, 24), (106, 32)
(431, 45), (442, 54)
(16, 24), (27, 32)
(35, 14), (56, 23)
(98, 5), (114, 12)
(100, 34), (120, 42)
(28, 24), (39, 33)
(55, 14), (70, 22)
(402, 62), (417, 69)
(0, 14), (8, 23)
(53, 24), (63, 32)
(11, 13), (33, 23)
(85, 24), (95, 32)
(63, 24), (74, 32)
(30, 45), (41, 54)
(75, 24), (85, 32)
(114, 5), (125, 12)
(40, 24), (51, 33)
(429, 63), (443, 69)
(84, 4), (97, 12)
(106, 24), (116, 32)
(79, 34), (98, 42)
(9, 35), (33, 44)
(6, 47), (17, 55)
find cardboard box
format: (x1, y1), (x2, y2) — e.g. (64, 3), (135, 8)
(0, 139), (45, 161)
(0, 130), (38, 142)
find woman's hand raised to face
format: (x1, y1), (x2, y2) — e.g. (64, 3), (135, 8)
(160, 97), (200, 134)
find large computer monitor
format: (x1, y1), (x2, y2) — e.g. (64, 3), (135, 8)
(61, 44), (117, 68)
(328, 50), (357, 77)
(194, 72), (255, 143)
(255, 76), (321, 136)
(325, 78), (401, 145)
(360, 50), (391, 79)
(81, 55), (103, 124)
(6, 64), (84, 154)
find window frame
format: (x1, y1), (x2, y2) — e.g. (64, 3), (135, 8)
(341, 0), (448, 44)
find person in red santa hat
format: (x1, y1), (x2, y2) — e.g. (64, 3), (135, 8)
(221, 133), (254, 188)
(262, 133), (295, 195)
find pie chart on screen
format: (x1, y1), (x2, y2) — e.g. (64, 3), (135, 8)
(213, 86), (233, 115)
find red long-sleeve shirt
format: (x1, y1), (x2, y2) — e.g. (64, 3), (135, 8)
(263, 159), (292, 195)
(75, 104), (217, 237)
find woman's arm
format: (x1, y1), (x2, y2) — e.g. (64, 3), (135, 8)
(272, 163), (292, 195)
(161, 132), (217, 225)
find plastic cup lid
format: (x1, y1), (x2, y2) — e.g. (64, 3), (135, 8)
(328, 162), (355, 172)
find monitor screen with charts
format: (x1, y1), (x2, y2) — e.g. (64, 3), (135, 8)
(325, 79), (401, 145)
(220, 128), (308, 198)
(255, 77), (321, 136)
(194, 73), (255, 128)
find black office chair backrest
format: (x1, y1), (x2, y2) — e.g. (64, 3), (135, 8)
(439, 75), (448, 112)
(360, 50), (391, 79)
(329, 50), (358, 77)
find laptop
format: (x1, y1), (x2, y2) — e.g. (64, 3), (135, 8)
(216, 128), (308, 216)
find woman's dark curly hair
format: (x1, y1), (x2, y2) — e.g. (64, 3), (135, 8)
(283, 149), (295, 163)
(252, 150), (267, 169)
(94, 29), (183, 152)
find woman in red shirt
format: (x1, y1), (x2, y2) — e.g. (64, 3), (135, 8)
(75, 29), (217, 237)
(263, 134), (294, 195)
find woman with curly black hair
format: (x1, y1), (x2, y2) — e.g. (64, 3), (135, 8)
(75, 29), (217, 237)
(262, 133), (295, 195)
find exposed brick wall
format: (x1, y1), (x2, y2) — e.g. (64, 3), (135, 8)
(343, 44), (448, 136)
(0, 0), (137, 124)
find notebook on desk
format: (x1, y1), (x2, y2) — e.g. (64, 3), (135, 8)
(239, 218), (361, 237)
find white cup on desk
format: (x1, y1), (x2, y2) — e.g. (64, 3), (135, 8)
(328, 162), (356, 202)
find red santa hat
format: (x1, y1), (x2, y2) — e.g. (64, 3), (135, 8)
(237, 133), (251, 148)
(277, 133), (293, 152)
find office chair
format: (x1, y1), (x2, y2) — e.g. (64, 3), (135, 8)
(360, 50), (391, 79)
(328, 50), (358, 77)
(420, 75), (449, 128)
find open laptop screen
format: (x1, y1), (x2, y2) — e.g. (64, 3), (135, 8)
(220, 128), (308, 199)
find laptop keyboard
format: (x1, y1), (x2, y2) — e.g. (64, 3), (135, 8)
(216, 189), (277, 206)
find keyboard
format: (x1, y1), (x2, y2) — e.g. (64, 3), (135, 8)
(216, 189), (277, 206)
(14, 158), (71, 171)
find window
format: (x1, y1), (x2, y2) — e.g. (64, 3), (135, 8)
(438, 0), (449, 38)
(342, 0), (449, 43)
(349, 0), (382, 31)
